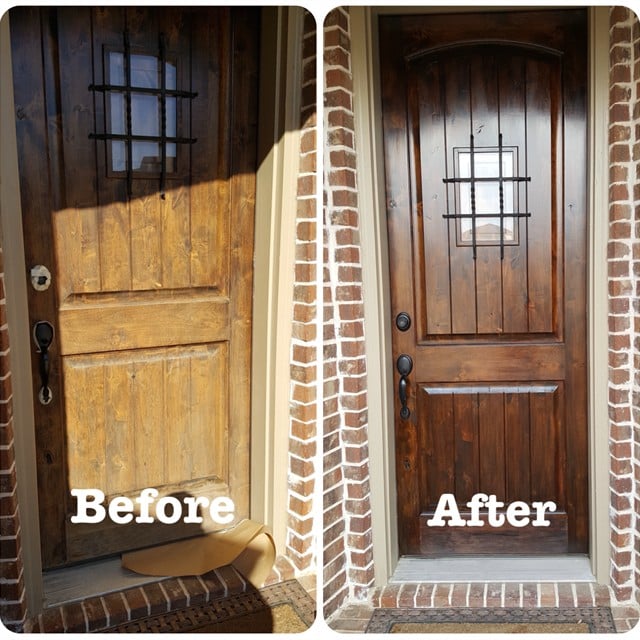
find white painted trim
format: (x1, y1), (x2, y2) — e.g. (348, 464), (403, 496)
(587, 5), (612, 585)
(252, 6), (303, 555)
(353, 5), (611, 587)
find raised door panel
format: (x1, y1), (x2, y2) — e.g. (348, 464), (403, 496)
(408, 49), (562, 341)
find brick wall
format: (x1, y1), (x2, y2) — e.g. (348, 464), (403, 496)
(607, 5), (640, 606)
(0, 230), (27, 631)
(323, 6), (375, 618)
(286, 10), (317, 574)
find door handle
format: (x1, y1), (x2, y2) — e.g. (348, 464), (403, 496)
(396, 354), (413, 419)
(33, 321), (54, 405)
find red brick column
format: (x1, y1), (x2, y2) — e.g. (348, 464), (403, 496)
(323, 6), (375, 618)
(607, 5), (640, 606)
(0, 237), (27, 631)
(286, 11), (317, 575)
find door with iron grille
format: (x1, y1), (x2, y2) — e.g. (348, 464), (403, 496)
(379, 10), (589, 556)
(11, 6), (259, 568)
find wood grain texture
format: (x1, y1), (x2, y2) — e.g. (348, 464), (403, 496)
(11, 7), (258, 568)
(420, 512), (569, 556)
(381, 9), (588, 556)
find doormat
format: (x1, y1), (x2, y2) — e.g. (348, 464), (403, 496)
(102, 580), (315, 633)
(365, 607), (616, 634)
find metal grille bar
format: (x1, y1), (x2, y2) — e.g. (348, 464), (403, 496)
(442, 133), (531, 260)
(89, 29), (197, 199)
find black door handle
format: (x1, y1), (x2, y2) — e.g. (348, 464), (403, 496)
(396, 354), (413, 419)
(33, 321), (54, 405)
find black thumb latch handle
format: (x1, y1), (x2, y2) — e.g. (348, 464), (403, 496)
(396, 354), (413, 419)
(33, 321), (54, 405)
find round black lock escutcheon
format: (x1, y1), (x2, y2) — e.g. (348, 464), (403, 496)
(395, 312), (411, 332)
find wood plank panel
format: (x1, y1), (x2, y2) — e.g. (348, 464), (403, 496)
(65, 363), (106, 491)
(420, 511), (568, 556)
(10, 7), (69, 566)
(453, 393), (479, 503)
(164, 353), (192, 484)
(132, 356), (165, 488)
(91, 7), (132, 294)
(470, 54), (503, 334)
(55, 8), (102, 299)
(530, 385), (563, 505)
(415, 344), (565, 382)
(499, 56), (529, 334)
(412, 60), (452, 336)
(525, 57), (556, 333)
(64, 344), (228, 494)
(190, 12), (227, 290)
(444, 56), (477, 334)
(504, 390), (531, 502)
(58, 297), (229, 355)
(421, 389), (454, 507)
(478, 391), (505, 499)
(190, 344), (228, 481)
(104, 362), (134, 495)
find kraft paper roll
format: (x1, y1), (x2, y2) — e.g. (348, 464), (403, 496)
(121, 519), (276, 587)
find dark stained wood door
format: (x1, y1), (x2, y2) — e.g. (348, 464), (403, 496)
(380, 10), (588, 556)
(11, 7), (259, 568)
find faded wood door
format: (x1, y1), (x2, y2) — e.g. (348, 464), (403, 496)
(11, 6), (258, 568)
(380, 10), (588, 556)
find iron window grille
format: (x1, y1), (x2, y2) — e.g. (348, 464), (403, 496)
(89, 30), (197, 198)
(443, 133), (531, 260)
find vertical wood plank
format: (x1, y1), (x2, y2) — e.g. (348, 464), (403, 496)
(453, 392), (479, 503)
(499, 56), (529, 334)
(11, 7), (69, 566)
(529, 388), (558, 502)
(478, 392), (505, 500)
(56, 7), (102, 297)
(128, 7), (163, 291)
(470, 54), (503, 334)
(132, 355), (165, 488)
(189, 345), (227, 481)
(225, 7), (258, 516)
(190, 11), (226, 289)
(104, 362), (134, 495)
(504, 390), (531, 503)
(92, 6), (132, 293)
(158, 9), (191, 290)
(414, 60), (452, 335)
(164, 352), (192, 484)
(65, 362), (106, 491)
(525, 58), (554, 333)
(423, 391), (454, 507)
(444, 56), (477, 334)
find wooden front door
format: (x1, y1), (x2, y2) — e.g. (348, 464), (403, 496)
(380, 10), (588, 556)
(11, 7), (258, 569)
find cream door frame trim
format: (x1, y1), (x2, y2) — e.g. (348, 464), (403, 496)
(252, 6), (304, 554)
(0, 7), (298, 615)
(350, 5), (610, 585)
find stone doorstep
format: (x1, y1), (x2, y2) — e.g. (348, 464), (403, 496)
(25, 556), (296, 633)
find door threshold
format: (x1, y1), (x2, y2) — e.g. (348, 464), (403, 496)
(391, 555), (595, 584)
(43, 558), (166, 607)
